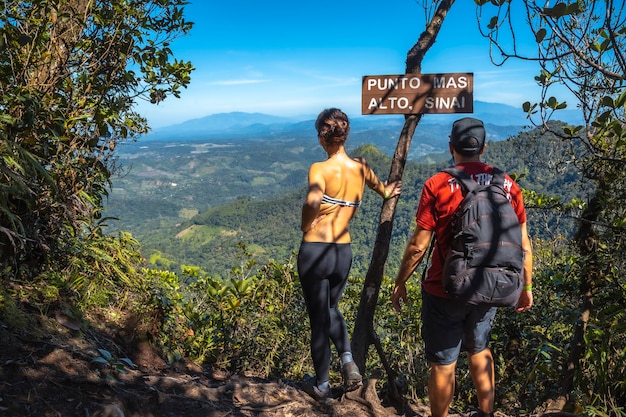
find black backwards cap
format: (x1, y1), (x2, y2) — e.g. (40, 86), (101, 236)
(449, 117), (486, 156)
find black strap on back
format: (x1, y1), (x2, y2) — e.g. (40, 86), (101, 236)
(421, 235), (436, 282)
(443, 166), (505, 194)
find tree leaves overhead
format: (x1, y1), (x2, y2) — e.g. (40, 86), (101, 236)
(0, 0), (193, 274)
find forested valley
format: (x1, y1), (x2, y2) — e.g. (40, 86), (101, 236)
(104, 121), (582, 280)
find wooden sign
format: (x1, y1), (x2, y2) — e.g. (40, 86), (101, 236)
(362, 73), (473, 115)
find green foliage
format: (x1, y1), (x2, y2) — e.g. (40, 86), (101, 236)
(482, 235), (626, 416)
(0, 284), (36, 331)
(485, 240), (580, 412)
(143, 247), (311, 378)
(376, 275), (428, 399)
(35, 225), (145, 311)
(582, 299), (626, 415)
(0, 0), (193, 279)
(92, 348), (137, 378)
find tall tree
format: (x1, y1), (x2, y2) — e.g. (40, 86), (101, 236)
(476, 0), (626, 411)
(0, 1), (193, 275)
(351, 0), (455, 396)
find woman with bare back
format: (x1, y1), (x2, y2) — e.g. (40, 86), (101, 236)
(298, 108), (401, 402)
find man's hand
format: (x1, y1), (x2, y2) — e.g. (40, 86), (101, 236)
(391, 283), (407, 312)
(515, 289), (533, 313)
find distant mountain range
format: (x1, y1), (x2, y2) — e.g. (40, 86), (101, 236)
(145, 100), (584, 142)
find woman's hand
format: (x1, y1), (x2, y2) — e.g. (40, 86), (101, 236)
(384, 180), (402, 199)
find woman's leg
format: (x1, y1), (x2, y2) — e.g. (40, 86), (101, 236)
(298, 242), (333, 383)
(327, 244), (352, 354)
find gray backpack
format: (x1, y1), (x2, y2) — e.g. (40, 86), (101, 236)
(440, 166), (524, 307)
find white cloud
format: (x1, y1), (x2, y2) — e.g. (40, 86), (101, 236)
(210, 79), (269, 86)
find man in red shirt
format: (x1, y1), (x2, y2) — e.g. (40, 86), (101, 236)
(391, 117), (533, 417)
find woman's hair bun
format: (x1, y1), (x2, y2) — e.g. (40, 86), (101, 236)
(315, 108), (350, 145)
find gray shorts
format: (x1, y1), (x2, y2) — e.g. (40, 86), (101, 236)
(421, 289), (497, 365)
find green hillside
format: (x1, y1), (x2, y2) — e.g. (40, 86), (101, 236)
(114, 122), (584, 278)
(105, 137), (319, 234)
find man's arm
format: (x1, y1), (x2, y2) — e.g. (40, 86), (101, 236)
(391, 225), (433, 312)
(515, 222), (534, 312)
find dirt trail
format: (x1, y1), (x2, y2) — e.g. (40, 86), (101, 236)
(0, 312), (442, 417)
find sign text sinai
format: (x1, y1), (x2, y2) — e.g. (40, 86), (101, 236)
(361, 73), (474, 115)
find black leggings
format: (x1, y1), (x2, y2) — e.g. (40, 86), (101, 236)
(297, 241), (353, 383)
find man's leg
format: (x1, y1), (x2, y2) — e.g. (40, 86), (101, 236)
(428, 361), (456, 417)
(468, 348), (495, 414)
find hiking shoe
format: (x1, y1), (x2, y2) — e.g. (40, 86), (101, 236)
(302, 374), (332, 404)
(468, 410), (494, 417)
(341, 361), (363, 392)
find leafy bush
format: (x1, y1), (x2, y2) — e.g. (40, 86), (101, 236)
(144, 247), (310, 378)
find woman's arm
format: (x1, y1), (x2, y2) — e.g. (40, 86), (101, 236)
(301, 164), (325, 232)
(359, 157), (402, 199)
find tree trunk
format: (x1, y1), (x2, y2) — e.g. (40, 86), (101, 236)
(30, 1), (93, 92)
(351, 0), (455, 388)
(351, 114), (420, 381)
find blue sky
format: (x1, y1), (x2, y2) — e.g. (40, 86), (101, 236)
(140, 0), (556, 128)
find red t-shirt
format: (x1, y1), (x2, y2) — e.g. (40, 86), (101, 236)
(416, 162), (527, 298)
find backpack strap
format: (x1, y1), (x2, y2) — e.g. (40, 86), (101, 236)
(420, 235), (436, 282)
(442, 166), (506, 192)
(491, 167), (506, 186)
(442, 166), (477, 194)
